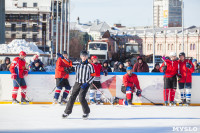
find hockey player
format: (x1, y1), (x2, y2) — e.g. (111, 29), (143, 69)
(160, 52), (179, 106)
(89, 56), (104, 104)
(113, 67), (142, 105)
(62, 51), (95, 119)
(178, 52), (194, 106)
(54, 51), (73, 104)
(9, 51), (29, 104)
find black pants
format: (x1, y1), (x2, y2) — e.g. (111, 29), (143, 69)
(164, 75), (177, 89)
(64, 82), (90, 115)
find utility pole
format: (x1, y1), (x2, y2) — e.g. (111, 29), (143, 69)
(56, 0), (59, 59)
(51, 0), (54, 64)
(182, 0), (184, 52)
(64, 0), (67, 51)
(67, 0), (70, 57)
(60, 0), (63, 53)
(153, 0), (155, 67)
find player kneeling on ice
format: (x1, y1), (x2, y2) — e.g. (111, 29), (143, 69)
(160, 52), (178, 106)
(54, 51), (73, 105)
(62, 51), (96, 120)
(89, 56), (107, 104)
(10, 51), (29, 104)
(178, 52), (194, 106)
(113, 67), (142, 105)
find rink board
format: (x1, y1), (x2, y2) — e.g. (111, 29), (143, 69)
(0, 72), (200, 104)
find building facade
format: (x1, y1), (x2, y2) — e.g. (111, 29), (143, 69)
(154, 0), (182, 28)
(5, 0), (51, 52)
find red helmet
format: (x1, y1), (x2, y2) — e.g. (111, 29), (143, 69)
(91, 56), (98, 60)
(19, 51), (27, 57)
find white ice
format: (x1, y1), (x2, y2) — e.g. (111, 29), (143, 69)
(0, 104), (200, 133)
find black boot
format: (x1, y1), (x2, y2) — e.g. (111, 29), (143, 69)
(62, 113), (69, 119)
(82, 114), (89, 120)
(12, 99), (20, 104)
(113, 97), (119, 104)
(21, 98), (29, 104)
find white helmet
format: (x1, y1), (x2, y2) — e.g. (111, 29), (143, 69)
(169, 52), (177, 57)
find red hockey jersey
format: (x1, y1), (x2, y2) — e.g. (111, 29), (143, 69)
(160, 59), (179, 78)
(10, 57), (27, 78)
(123, 73), (141, 90)
(55, 57), (72, 79)
(178, 59), (194, 83)
(91, 63), (102, 77)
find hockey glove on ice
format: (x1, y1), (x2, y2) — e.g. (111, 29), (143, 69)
(81, 83), (89, 90)
(136, 89), (142, 97)
(186, 62), (192, 69)
(57, 53), (64, 59)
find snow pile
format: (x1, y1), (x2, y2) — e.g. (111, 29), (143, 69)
(0, 39), (44, 54)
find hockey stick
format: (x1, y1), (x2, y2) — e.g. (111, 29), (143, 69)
(14, 79), (32, 102)
(49, 73), (68, 94)
(92, 83), (113, 105)
(141, 95), (163, 106)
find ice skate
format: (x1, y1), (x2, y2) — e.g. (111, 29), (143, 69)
(82, 114), (89, 120)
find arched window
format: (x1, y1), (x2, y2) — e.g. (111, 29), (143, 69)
(147, 44), (149, 50)
(179, 44), (181, 50)
(150, 44), (152, 50)
(157, 44), (159, 51)
(160, 44), (162, 51)
(193, 44), (195, 50)
(171, 44), (173, 50)
(168, 44), (170, 50)
(190, 44), (193, 50)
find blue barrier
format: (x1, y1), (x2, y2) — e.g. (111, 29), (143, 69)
(1, 71), (200, 76)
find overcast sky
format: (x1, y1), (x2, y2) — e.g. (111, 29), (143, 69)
(70, 0), (200, 27)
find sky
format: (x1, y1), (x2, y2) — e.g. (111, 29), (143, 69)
(70, 0), (200, 27)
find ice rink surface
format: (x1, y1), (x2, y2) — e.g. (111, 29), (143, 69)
(0, 104), (200, 133)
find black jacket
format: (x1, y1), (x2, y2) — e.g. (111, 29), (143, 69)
(0, 57), (11, 71)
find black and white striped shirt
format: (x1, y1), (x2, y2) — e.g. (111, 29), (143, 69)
(75, 62), (95, 84)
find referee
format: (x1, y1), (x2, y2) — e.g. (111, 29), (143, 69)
(62, 51), (96, 119)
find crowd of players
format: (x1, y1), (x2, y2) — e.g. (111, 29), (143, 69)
(0, 50), (200, 119)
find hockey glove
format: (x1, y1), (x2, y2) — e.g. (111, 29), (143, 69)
(64, 68), (69, 74)
(186, 62), (192, 69)
(103, 70), (108, 76)
(81, 83), (89, 90)
(23, 70), (28, 77)
(162, 66), (167, 71)
(136, 89), (142, 97)
(11, 73), (17, 79)
(57, 53), (64, 59)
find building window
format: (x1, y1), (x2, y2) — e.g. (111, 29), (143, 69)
(157, 44), (159, 51)
(33, 3), (38, 7)
(43, 14), (46, 21)
(190, 44), (193, 50)
(193, 44), (195, 50)
(22, 24), (27, 32)
(23, 2), (27, 7)
(179, 44), (181, 50)
(22, 34), (26, 39)
(32, 24), (38, 32)
(171, 44), (173, 50)
(168, 44), (170, 50)
(33, 34), (37, 42)
(11, 24), (16, 31)
(160, 44), (162, 51)
(150, 44), (152, 50)
(11, 34), (16, 39)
